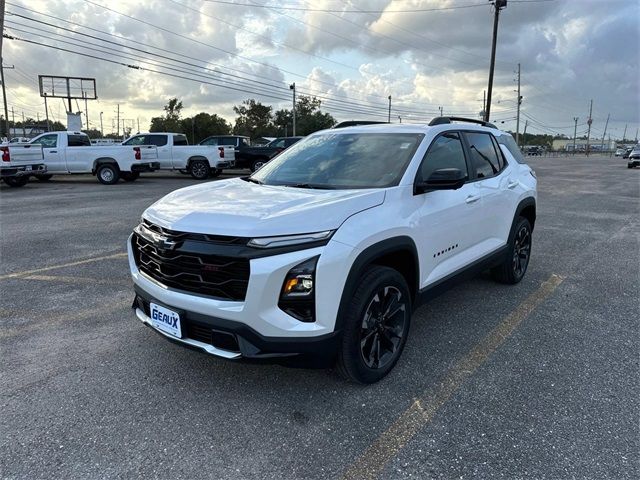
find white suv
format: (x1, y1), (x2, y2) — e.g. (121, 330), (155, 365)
(128, 117), (537, 383)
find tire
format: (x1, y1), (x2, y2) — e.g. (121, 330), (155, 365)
(209, 168), (221, 178)
(96, 164), (120, 185)
(36, 174), (53, 182)
(628, 163), (633, 169)
(491, 216), (532, 284)
(3, 176), (29, 187)
(121, 172), (140, 182)
(250, 158), (268, 172)
(189, 159), (209, 180)
(336, 265), (412, 384)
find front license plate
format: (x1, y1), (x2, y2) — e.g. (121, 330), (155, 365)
(150, 302), (182, 338)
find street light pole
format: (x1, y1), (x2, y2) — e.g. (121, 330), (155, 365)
(484, 0), (507, 123)
(572, 117), (579, 154)
(388, 95), (391, 123)
(290, 83), (296, 136)
(99, 111), (104, 137)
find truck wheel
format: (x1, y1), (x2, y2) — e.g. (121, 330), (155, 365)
(209, 168), (221, 178)
(189, 159), (209, 180)
(491, 216), (532, 284)
(96, 164), (120, 185)
(4, 176), (29, 187)
(336, 265), (412, 384)
(121, 172), (140, 182)
(250, 159), (267, 172)
(36, 174), (53, 182)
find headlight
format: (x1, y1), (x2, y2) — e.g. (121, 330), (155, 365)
(248, 230), (334, 249)
(279, 256), (318, 322)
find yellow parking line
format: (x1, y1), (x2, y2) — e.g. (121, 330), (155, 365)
(0, 252), (127, 280)
(341, 274), (565, 480)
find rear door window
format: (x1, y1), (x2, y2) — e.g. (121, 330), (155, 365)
(68, 135), (91, 147)
(147, 135), (168, 147)
(173, 135), (188, 146)
(464, 132), (502, 179)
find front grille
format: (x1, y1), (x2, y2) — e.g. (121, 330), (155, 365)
(133, 228), (250, 301)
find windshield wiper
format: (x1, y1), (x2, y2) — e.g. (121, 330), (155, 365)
(284, 183), (336, 190)
(244, 177), (264, 185)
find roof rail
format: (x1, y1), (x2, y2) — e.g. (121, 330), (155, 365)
(333, 120), (388, 129)
(428, 116), (497, 129)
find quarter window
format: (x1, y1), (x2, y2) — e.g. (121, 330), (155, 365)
(464, 132), (502, 179)
(418, 132), (468, 182)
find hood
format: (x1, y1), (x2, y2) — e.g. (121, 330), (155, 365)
(144, 178), (385, 237)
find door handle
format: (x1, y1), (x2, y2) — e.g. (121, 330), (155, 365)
(50, 150), (57, 153)
(507, 180), (518, 189)
(465, 195), (480, 204)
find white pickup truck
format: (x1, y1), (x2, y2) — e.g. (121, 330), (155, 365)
(0, 142), (46, 187)
(29, 131), (160, 184)
(122, 133), (235, 180)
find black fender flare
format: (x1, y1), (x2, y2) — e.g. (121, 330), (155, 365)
(92, 157), (119, 175)
(334, 236), (419, 332)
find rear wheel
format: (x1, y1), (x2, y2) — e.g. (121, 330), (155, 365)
(492, 216), (532, 284)
(3, 176), (29, 187)
(336, 265), (412, 384)
(209, 168), (221, 178)
(36, 174), (53, 182)
(96, 164), (120, 185)
(189, 159), (209, 180)
(121, 172), (140, 182)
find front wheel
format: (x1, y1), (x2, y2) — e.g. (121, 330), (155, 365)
(189, 159), (210, 180)
(336, 265), (412, 384)
(121, 172), (140, 182)
(96, 164), (120, 185)
(250, 158), (268, 172)
(492, 216), (532, 284)
(3, 176), (29, 187)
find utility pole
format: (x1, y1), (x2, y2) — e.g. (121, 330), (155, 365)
(398, 115), (402, 124)
(44, 93), (51, 131)
(522, 119), (528, 147)
(0, 0), (10, 139)
(83, 91), (88, 129)
(439, 106), (443, 117)
(600, 113), (609, 150)
(515, 63), (522, 146)
(289, 83), (296, 136)
(116, 104), (120, 137)
(622, 124), (627, 142)
(137, 117), (140, 133)
(21, 111), (25, 137)
(99, 111), (104, 137)
(484, 0), (507, 122)
(635, 128), (638, 143)
(585, 99), (593, 156)
(572, 117), (579, 154)
(388, 95), (392, 123)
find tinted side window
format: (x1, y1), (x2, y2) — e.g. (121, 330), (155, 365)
(37, 134), (57, 148)
(123, 135), (145, 146)
(271, 139), (286, 148)
(173, 135), (188, 146)
(239, 138), (250, 147)
(68, 135), (91, 147)
(464, 132), (501, 179)
(419, 132), (468, 182)
(200, 137), (218, 146)
(491, 135), (506, 171)
(286, 138), (301, 147)
(219, 137), (237, 146)
(147, 135), (168, 147)
(496, 133), (525, 164)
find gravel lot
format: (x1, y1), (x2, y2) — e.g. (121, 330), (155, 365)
(1, 157), (638, 479)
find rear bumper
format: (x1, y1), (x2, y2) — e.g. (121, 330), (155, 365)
(215, 160), (234, 169)
(0, 164), (47, 178)
(133, 286), (340, 365)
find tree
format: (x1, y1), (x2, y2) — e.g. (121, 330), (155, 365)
(232, 99), (276, 138)
(150, 98), (184, 132)
(181, 112), (231, 144)
(273, 95), (336, 136)
(82, 128), (103, 139)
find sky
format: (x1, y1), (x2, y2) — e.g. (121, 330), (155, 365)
(2, 0), (639, 141)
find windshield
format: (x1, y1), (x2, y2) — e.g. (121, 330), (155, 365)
(250, 132), (424, 189)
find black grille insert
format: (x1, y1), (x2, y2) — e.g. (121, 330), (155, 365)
(132, 229), (250, 301)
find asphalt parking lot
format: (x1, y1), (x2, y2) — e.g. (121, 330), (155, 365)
(1, 157), (638, 479)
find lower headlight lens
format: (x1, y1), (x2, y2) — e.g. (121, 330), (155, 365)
(279, 256), (318, 322)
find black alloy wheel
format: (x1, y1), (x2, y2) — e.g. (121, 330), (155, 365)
(512, 223), (531, 280)
(359, 286), (407, 370)
(3, 176), (29, 187)
(336, 265), (412, 384)
(189, 159), (209, 180)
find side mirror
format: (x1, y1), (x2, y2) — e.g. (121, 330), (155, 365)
(415, 168), (466, 194)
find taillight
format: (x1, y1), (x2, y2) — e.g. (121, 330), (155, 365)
(134, 147), (141, 160)
(218, 146), (224, 158)
(1, 147), (10, 162)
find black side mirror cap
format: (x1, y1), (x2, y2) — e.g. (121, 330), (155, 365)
(415, 168), (466, 194)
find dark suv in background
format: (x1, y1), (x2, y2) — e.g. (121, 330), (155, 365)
(199, 135), (303, 171)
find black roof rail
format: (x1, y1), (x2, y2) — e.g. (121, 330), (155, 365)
(333, 120), (388, 129)
(428, 116), (497, 129)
